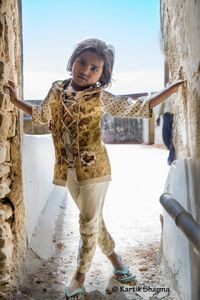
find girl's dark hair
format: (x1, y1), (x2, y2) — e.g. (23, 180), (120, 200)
(67, 38), (115, 87)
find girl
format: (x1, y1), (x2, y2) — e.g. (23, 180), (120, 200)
(5, 38), (184, 300)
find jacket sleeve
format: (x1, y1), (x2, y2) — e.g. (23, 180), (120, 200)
(101, 90), (152, 118)
(32, 85), (55, 124)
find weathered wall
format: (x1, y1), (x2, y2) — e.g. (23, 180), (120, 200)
(0, 0), (26, 297)
(160, 0), (200, 159)
(160, 1), (200, 299)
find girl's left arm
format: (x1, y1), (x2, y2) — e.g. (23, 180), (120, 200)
(149, 79), (185, 108)
(101, 79), (185, 119)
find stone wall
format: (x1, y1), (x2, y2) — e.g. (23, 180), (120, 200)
(160, 0), (200, 159)
(0, 0), (26, 297)
(160, 1), (200, 299)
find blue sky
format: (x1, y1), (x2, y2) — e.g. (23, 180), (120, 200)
(22, 0), (164, 99)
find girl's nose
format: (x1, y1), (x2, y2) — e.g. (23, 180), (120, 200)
(81, 66), (90, 75)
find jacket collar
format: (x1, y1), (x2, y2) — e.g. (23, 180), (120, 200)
(53, 78), (103, 96)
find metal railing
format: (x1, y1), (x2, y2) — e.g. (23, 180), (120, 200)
(160, 193), (200, 252)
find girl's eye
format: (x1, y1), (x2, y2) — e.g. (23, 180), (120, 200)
(91, 66), (99, 72)
(77, 59), (85, 66)
(79, 60), (85, 66)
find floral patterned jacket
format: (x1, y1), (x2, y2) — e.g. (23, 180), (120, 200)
(32, 79), (152, 186)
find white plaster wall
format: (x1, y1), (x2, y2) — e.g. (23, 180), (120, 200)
(22, 134), (55, 242)
(163, 159), (200, 300)
(143, 94), (164, 145)
(153, 105), (164, 145)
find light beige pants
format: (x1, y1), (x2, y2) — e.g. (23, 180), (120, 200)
(66, 168), (115, 273)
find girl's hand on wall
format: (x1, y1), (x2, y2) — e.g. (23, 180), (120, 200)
(4, 80), (18, 102)
(168, 79), (186, 93)
(150, 79), (186, 108)
(4, 80), (32, 115)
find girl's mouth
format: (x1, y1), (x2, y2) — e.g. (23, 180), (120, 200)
(78, 75), (87, 82)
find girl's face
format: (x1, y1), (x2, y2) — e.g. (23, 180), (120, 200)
(71, 50), (104, 90)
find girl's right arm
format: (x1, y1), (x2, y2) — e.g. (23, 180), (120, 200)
(149, 79), (185, 108)
(4, 80), (33, 116)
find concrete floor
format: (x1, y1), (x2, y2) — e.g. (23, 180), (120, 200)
(12, 144), (180, 300)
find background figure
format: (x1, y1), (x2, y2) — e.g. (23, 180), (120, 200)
(156, 95), (175, 165)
